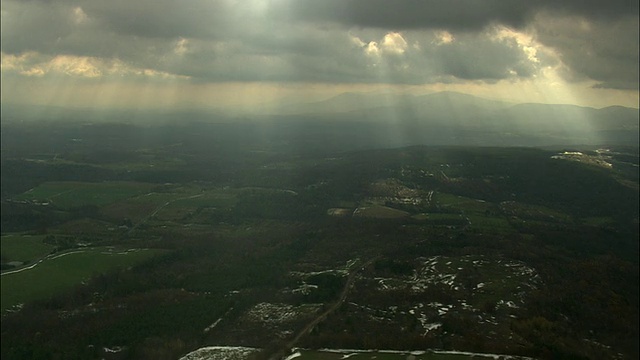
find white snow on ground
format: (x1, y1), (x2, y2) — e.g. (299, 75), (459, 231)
(203, 318), (222, 333)
(236, 302), (321, 338)
(179, 346), (258, 360)
(349, 302), (396, 318)
(497, 300), (519, 309)
(422, 322), (442, 334)
(291, 283), (319, 295)
(314, 349), (535, 359)
(345, 254), (541, 340)
(245, 303), (320, 325)
(400, 256), (541, 338)
(460, 300), (474, 310)
(284, 351), (302, 360)
(406, 255), (540, 308)
(378, 278), (389, 290)
(410, 256), (462, 291)
(318, 348), (376, 353)
(290, 268), (349, 277)
(103, 346), (124, 353)
(340, 353), (358, 359)
(432, 349), (536, 359)
(438, 306), (452, 316)
(372, 276), (409, 291)
(204, 306), (234, 333)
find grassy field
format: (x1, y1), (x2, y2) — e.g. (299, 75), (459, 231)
(353, 205), (410, 219)
(1, 234), (55, 263)
(434, 192), (493, 213)
(169, 190), (237, 208)
(500, 201), (572, 222)
(17, 181), (155, 209)
(101, 186), (206, 222)
(1, 247), (167, 311)
(421, 213), (464, 221)
(49, 218), (117, 236)
(153, 187), (239, 221)
(581, 216), (615, 226)
(467, 215), (512, 233)
(411, 213), (467, 227)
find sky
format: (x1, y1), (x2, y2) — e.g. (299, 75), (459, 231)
(1, 0), (639, 112)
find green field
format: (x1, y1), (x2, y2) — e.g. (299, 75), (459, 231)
(422, 213), (464, 221)
(1, 234), (55, 263)
(50, 218), (117, 236)
(1, 247), (167, 311)
(434, 192), (493, 213)
(500, 202), (572, 222)
(18, 181), (155, 209)
(169, 189), (237, 208)
(581, 216), (614, 226)
(353, 205), (410, 219)
(153, 188), (239, 221)
(412, 213), (467, 226)
(101, 186), (207, 222)
(467, 214), (512, 233)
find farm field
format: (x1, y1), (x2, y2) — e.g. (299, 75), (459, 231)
(1, 234), (55, 264)
(1, 247), (167, 311)
(17, 181), (156, 209)
(353, 205), (410, 219)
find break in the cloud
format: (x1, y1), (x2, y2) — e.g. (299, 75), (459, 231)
(1, 0), (638, 109)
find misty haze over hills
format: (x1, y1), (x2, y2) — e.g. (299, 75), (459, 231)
(2, 91), (638, 150)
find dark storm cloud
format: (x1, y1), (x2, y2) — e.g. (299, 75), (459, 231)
(533, 14), (639, 90)
(0, 1), (76, 54)
(79, 0), (232, 39)
(0, 0), (231, 54)
(285, 0), (530, 30)
(285, 0), (638, 30)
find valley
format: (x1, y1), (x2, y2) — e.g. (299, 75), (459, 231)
(1, 120), (638, 360)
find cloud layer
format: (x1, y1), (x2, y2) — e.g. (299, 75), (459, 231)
(1, 0), (638, 90)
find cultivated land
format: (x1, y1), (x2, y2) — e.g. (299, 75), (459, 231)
(1, 247), (168, 311)
(1, 234), (54, 264)
(0, 121), (638, 360)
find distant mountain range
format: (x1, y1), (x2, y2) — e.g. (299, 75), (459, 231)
(2, 91), (638, 147)
(253, 91), (638, 146)
(269, 91), (513, 116)
(267, 91), (637, 127)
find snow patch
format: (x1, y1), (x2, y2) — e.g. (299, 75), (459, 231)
(340, 354), (358, 359)
(179, 346), (258, 360)
(284, 351), (302, 360)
